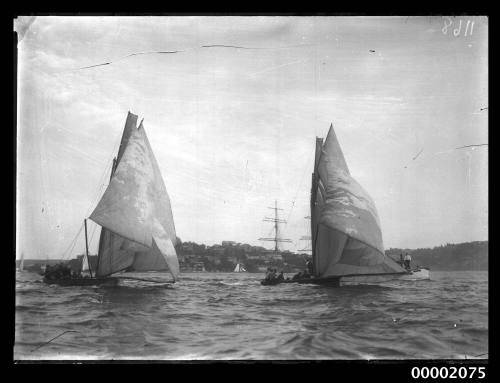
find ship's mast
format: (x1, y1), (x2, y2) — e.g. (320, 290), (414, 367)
(84, 218), (93, 278)
(258, 200), (292, 257)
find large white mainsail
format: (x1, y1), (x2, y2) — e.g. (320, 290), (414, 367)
(89, 112), (179, 280)
(311, 125), (405, 278)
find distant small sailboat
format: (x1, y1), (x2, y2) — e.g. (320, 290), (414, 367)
(18, 252), (25, 272)
(234, 263), (247, 272)
(43, 112), (180, 286)
(262, 124), (419, 287)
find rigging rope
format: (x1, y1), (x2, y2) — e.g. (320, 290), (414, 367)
(284, 145), (315, 230)
(84, 126), (123, 218)
(60, 221), (84, 261)
(53, 122), (124, 263)
(84, 167), (110, 218)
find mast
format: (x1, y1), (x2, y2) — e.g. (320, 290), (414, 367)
(273, 200), (278, 252)
(311, 137), (323, 276)
(84, 218), (93, 278)
(258, 200), (292, 258)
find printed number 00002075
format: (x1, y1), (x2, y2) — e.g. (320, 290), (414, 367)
(411, 366), (485, 379)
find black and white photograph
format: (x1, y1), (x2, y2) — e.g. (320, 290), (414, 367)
(14, 15), (488, 362)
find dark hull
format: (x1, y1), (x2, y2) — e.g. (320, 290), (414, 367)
(43, 277), (119, 286)
(261, 276), (340, 287)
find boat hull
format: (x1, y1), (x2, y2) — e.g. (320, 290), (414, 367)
(260, 267), (431, 287)
(260, 276), (340, 287)
(399, 267), (430, 281)
(43, 277), (119, 286)
(338, 273), (407, 286)
(339, 269), (430, 285)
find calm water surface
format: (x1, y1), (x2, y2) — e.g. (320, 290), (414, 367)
(15, 271), (488, 360)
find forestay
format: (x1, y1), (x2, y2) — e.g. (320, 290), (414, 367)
(311, 125), (404, 277)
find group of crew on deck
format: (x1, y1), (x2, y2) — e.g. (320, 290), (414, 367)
(264, 260), (315, 282)
(44, 263), (86, 281)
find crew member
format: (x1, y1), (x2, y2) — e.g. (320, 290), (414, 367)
(277, 271), (284, 281)
(270, 269), (277, 280)
(404, 253), (412, 270)
(306, 259), (314, 275)
(265, 267), (272, 280)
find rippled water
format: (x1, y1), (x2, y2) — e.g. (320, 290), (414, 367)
(14, 271), (488, 360)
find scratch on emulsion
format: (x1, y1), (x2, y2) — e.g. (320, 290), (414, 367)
(64, 44), (314, 73)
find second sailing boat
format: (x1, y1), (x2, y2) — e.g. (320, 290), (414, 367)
(262, 124), (410, 287)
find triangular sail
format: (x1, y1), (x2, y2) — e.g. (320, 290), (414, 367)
(311, 125), (405, 278)
(117, 112), (138, 164)
(130, 122), (179, 278)
(90, 121), (156, 248)
(89, 113), (179, 280)
(311, 137), (323, 275)
(94, 112), (139, 277)
(82, 254), (89, 272)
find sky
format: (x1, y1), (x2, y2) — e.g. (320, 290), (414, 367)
(15, 16), (488, 260)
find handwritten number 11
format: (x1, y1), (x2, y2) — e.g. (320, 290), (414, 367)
(442, 18), (474, 37)
(454, 20), (474, 36)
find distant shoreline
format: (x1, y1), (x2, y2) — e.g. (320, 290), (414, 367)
(16, 240), (488, 273)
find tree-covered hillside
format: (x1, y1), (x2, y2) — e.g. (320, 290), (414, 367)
(386, 241), (488, 270)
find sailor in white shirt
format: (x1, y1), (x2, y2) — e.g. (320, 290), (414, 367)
(404, 253), (412, 269)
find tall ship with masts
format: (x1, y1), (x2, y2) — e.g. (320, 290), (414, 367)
(43, 112), (180, 286)
(258, 200), (292, 264)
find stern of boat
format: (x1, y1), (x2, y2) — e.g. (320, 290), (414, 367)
(400, 267), (430, 281)
(338, 273), (408, 286)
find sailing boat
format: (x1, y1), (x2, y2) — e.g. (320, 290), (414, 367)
(234, 263), (247, 272)
(262, 124), (413, 287)
(17, 252), (25, 272)
(309, 124), (410, 286)
(43, 112), (180, 286)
